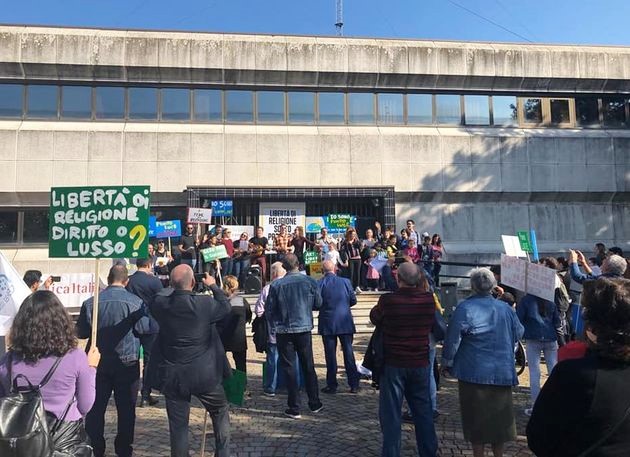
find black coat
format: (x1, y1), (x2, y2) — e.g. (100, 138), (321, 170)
(527, 354), (630, 457)
(220, 295), (252, 353)
(148, 286), (231, 397)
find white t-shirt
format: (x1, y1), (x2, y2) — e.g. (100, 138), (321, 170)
(323, 250), (342, 267)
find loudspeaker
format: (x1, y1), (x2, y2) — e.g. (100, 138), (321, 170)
(244, 266), (262, 294)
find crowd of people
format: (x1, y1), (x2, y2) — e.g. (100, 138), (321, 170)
(2, 235), (630, 457)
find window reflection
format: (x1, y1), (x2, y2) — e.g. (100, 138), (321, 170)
(575, 98), (599, 127)
(0, 85), (23, 117)
(62, 86), (92, 119)
(194, 90), (222, 121)
(550, 99), (571, 124)
(27, 85), (58, 118)
(436, 95), (461, 124)
(602, 97), (626, 127)
(257, 91), (285, 123)
(288, 92), (315, 124)
(407, 94), (433, 124)
(464, 95), (489, 125)
(226, 91), (253, 122)
(523, 98), (543, 123)
(318, 93), (345, 124)
(377, 93), (403, 124)
(23, 211), (49, 243)
(492, 96), (518, 126)
(161, 89), (190, 121)
(128, 87), (158, 120)
(95, 87), (125, 119)
(0, 212), (18, 243)
(348, 93), (374, 124)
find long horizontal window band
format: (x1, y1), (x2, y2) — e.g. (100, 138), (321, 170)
(0, 83), (628, 129)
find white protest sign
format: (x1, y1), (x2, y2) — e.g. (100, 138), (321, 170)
(500, 254), (527, 291)
(501, 235), (527, 258)
(259, 202), (305, 241)
(223, 225), (255, 242)
(526, 262), (557, 302)
(187, 207), (213, 224)
(0, 250), (32, 336)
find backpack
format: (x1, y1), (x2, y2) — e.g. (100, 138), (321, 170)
(0, 354), (62, 457)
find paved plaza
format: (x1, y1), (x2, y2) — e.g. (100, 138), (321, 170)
(103, 335), (537, 457)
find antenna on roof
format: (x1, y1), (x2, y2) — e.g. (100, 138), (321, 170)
(335, 0), (344, 36)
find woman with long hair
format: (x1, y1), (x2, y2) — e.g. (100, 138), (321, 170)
(290, 226), (315, 269)
(221, 276), (252, 374)
(0, 290), (100, 454)
(341, 228), (363, 293)
(431, 234), (445, 286)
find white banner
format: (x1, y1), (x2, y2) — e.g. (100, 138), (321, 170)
(258, 202), (305, 242)
(43, 273), (105, 309)
(0, 250), (31, 335)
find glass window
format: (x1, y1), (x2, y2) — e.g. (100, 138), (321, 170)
(0, 211), (18, 243)
(602, 97), (626, 127)
(0, 84), (23, 117)
(288, 92), (315, 124)
(377, 93), (403, 125)
(348, 93), (374, 124)
(23, 211), (49, 243)
(193, 90), (222, 121)
(522, 98), (543, 124)
(225, 91), (253, 123)
(550, 99), (571, 124)
(575, 97), (600, 127)
(61, 86), (92, 119)
(492, 96), (518, 126)
(257, 91), (285, 123)
(318, 93), (345, 124)
(436, 95), (461, 125)
(161, 89), (190, 121)
(128, 87), (158, 120)
(26, 85), (58, 118)
(407, 94), (433, 124)
(95, 87), (125, 119)
(464, 95), (490, 125)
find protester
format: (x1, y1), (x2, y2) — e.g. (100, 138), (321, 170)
(232, 232), (252, 286)
(22, 269), (53, 292)
(219, 229), (235, 276)
(516, 292), (563, 415)
(76, 264), (151, 457)
(365, 249), (381, 290)
(323, 241), (346, 271)
(404, 239), (420, 264)
(362, 228), (378, 250)
(569, 250), (627, 283)
(0, 291), (100, 454)
(430, 234), (444, 286)
(527, 278), (630, 456)
(317, 227), (337, 251)
(399, 229), (410, 249)
(341, 228), (363, 294)
(442, 268), (524, 457)
(254, 261), (286, 396)
(266, 254), (323, 419)
(147, 243), (156, 266)
(290, 226), (315, 269)
(249, 226), (269, 285)
(318, 260), (360, 394)
(221, 275), (252, 375)
(178, 224), (198, 270)
(369, 262), (437, 457)
(154, 239), (173, 286)
(406, 220), (420, 244)
(126, 257), (163, 407)
(594, 242), (607, 266)
(150, 265), (231, 457)
(419, 236), (434, 278)
(274, 224), (291, 260)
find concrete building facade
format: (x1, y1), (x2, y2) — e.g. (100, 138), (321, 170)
(0, 25), (628, 272)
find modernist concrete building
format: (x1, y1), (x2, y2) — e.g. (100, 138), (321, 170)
(0, 24), (628, 272)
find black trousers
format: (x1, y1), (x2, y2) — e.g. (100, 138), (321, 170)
(165, 383), (230, 457)
(349, 258), (361, 288)
(85, 360), (140, 457)
(276, 332), (321, 412)
(140, 333), (157, 398)
(230, 350), (247, 373)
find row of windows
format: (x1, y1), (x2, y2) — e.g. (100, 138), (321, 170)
(0, 83), (627, 128)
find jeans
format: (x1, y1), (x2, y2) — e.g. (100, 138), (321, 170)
(379, 364), (438, 457)
(428, 345), (437, 412)
(322, 334), (359, 390)
(220, 257), (233, 277)
(525, 339), (558, 406)
(86, 360), (140, 457)
(233, 258), (251, 285)
(264, 343), (279, 393)
(140, 333), (157, 398)
(276, 332), (321, 413)
(164, 383), (230, 457)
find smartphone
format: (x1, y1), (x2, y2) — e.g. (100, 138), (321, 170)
(50, 275), (62, 283)
(194, 273), (206, 282)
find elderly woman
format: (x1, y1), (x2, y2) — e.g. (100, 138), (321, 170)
(441, 268), (524, 457)
(527, 278), (630, 456)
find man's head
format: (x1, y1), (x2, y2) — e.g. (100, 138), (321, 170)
(423, 236), (431, 245)
(322, 260), (336, 274)
(135, 258), (153, 271)
(387, 234), (397, 245)
(602, 254), (628, 277)
(223, 229), (232, 239)
(609, 246), (625, 257)
(23, 270), (42, 292)
(107, 264), (129, 287)
(270, 261), (286, 281)
(281, 253), (299, 272)
(185, 223), (194, 234)
(279, 224), (287, 235)
(470, 268), (497, 295)
(170, 264), (195, 291)
(256, 226), (264, 237)
(321, 227), (328, 237)
(365, 228), (373, 238)
(406, 220), (415, 230)
(422, 231), (430, 239)
(397, 262), (420, 288)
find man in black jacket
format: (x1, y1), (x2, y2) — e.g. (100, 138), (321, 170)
(150, 264), (231, 457)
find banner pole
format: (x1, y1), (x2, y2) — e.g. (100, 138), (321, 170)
(91, 258), (100, 346)
(168, 237), (172, 253)
(217, 261), (223, 289)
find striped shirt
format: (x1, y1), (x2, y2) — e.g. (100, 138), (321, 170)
(369, 287), (435, 368)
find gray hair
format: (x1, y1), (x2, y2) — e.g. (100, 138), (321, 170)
(470, 268), (497, 295)
(604, 254), (628, 276)
(397, 262), (420, 287)
(270, 261), (286, 280)
(322, 260), (336, 273)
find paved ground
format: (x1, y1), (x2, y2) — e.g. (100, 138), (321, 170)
(102, 335), (541, 456)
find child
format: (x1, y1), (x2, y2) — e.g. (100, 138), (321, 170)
(365, 249), (380, 291)
(323, 241), (347, 270)
(404, 239), (420, 263)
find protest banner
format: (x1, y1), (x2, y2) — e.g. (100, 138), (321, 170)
(154, 220), (181, 238)
(501, 235), (527, 258)
(517, 231), (532, 253)
(304, 251), (319, 265)
(211, 200), (233, 217)
(526, 261), (556, 302)
(500, 254), (527, 291)
(201, 245), (229, 263)
(187, 207), (213, 224)
(259, 202), (305, 241)
(309, 262), (324, 280)
(326, 214), (356, 234)
(0, 250), (32, 337)
(305, 217), (326, 234)
(42, 273), (106, 309)
(149, 216), (157, 237)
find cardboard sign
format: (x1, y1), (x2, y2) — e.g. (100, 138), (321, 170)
(326, 214), (356, 234)
(304, 251), (319, 265)
(309, 262), (324, 280)
(211, 200), (233, 217)
(149, 216), (157, 237)
(305, 216), (326, 234)
(501, 235), (527, 258)
(49, 186), (151, 258)
(500, 254), (527, 292)
(187, 207), (213, 224)
(201, 245), (229, 262)
(154, 220), (181, 238)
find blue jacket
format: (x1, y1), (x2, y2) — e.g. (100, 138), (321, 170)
(517, 294), (561, 342)
(77, 285), (151, 365)
(569, 263), (621, 284)
(442, 294), (524, 386)
(126, 270), (163, 334)
(266, 272), (322, 334)
(317, 272), (357, 335)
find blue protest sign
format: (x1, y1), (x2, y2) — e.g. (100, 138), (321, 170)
(154, 220), (182, 238)
(211, 200), (233, 217)
(530, 229), (539, 262)
(149, 216), (157, 237)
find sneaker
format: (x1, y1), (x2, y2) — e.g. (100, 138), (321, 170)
(321, 386), (337, 394)
(355, 287), (363, 294)
(310, 402), (324, 413)
(284, 409), (301, 419)
(524, 408), (533, 417)
(263, 390), (276, 397)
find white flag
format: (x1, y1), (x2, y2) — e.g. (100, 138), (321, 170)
(0, 250), (32, 336)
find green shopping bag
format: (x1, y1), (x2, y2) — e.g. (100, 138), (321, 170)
(223, 369), (247, 406)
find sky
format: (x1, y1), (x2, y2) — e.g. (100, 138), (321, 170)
(2, 0), (630, 46)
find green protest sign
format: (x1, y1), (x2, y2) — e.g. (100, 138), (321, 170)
(49, 186), (151, 258)
(304, 250), (319, 265)
(517, 231), (532, 253)
(201, 245), (229, 262)
(326, 214), (356, 234)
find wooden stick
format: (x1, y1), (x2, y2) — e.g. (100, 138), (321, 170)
(200, 412), (208, 457)
(168, 237), (172, 252)
(91, 258), (101, 345)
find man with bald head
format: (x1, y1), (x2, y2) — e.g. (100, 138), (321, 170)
(150, 264), (232, 457)
(317, 260), (360, 394)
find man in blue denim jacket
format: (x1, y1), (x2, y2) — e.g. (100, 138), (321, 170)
(77, 263), (151, 457)
(266, 253), (323, 419)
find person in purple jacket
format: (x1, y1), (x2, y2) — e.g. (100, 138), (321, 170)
(0, 290), (100, 454)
